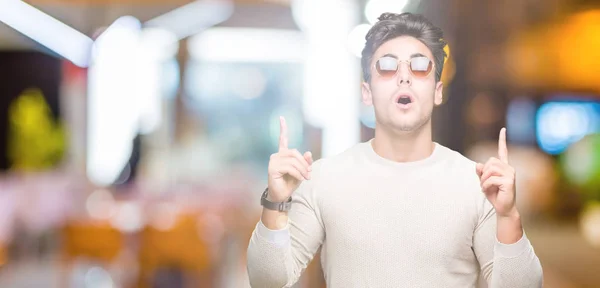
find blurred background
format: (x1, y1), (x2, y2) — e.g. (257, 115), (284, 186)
(0, 0), (599, 287)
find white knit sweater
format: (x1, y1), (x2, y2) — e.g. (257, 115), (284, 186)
(247, 139), (543, 287)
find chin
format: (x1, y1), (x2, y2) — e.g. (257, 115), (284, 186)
(391, 121), (420, 132)
(391, 117), (430, 133)
(395, 125), (420, 132)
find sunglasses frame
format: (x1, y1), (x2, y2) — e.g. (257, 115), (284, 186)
(372, 56), (435, 79)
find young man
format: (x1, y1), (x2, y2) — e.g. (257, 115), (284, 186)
(247, 12), (543, 288)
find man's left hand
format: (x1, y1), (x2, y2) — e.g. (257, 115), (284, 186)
(475, 128), (518, 218)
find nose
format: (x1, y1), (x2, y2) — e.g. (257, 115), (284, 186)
(397, 62), (412, 86)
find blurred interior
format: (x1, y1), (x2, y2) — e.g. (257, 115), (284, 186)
(0, 0), (599, 287)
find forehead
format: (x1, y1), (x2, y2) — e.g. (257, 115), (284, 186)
(372, 36), (434, 61)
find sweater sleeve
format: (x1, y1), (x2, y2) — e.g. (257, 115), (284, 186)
(473, 196), (544, 288)
(246, 160), (326, 288)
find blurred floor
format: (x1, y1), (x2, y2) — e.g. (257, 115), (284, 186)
(0, 220), (598, 287)
(0, 256), (60, 288)
(527, 221), (600, 288)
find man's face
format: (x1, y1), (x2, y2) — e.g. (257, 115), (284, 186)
(362, 36), (443, 134)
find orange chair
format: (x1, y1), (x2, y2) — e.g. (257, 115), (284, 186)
(0, 242), (6, 268)
(60, 221), (124, 287)
(137, 213), (212, 288)
(62, 221), (123, 262)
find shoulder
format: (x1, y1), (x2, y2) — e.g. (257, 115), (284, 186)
(437, 143), (478, 173)
(436, 143), (483, 192)
(436, 144), (491, 219)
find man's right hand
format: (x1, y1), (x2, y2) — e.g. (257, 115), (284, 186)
(267, 116), (314, 202)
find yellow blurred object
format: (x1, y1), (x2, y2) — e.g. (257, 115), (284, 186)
(441, 44), (454, 78)
(580, 201), (600, 248)
(440, 43), (455, 103)
(554, 10), (600, 91)
(0, 243), (6, 267)
(8, 88), (66, 171)
(62, 221), (124, 262)
(60, 221), (125, 287)
(441, 56), (455, 87)
(137, 212), (212, 287)
(506, 9), (600, 92)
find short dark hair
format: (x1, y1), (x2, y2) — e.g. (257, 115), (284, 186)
(361, 12), (447, 83)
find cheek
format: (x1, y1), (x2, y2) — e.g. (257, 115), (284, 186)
(369, 81), (395, 100)
(414, 81), (436, 102)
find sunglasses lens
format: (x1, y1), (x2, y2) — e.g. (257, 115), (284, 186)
(375, 56), (398, 78)
(410, 56), (433, 78)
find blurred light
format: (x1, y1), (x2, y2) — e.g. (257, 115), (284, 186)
(94, 16), (141, 51)
(84, 266), (114, 288)
(199, 213), (225, 245)
(290, 0), (328, 32)
(443, 44), (450, 65)
(0, 0), (93, 67)
(135, 28), (177, 134)
(231, 67), (268, 100)
(506, 97), (537, 144)
(138, 28), (179, 61)
(360, 105), (376, 129)
(113, 163), (131, 185)
(365, 0), (410, 25)
(347, 24), (371, 58)
(86, 189), (117, 220)
(144, 0), (233, 40)
(467, 92), (499, 126)
(162, 58), (181, 100)
(562, 134), (600, 190)
(293, 0), (361, 156)
(150, 202), (179, 231)
(536, 101), (600, 155)
(110, 202), (143, 233)
(89, 17), (175, 186)
(554, 10), (600, 92)
(292, 0), (357, 33)
(188, 28), (305, 62)
(580, 202), (600, 248)
(87, 16), (142, 186)
(440, 44), (455, 86)
(506, 10), (600, 92)
(186, 63), (229, 101)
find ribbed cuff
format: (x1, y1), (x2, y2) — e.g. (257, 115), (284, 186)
(256, 219), (291, 247)
(494, 231), (531, 258)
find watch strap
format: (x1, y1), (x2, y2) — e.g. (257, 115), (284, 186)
(261, 187), (292, 212)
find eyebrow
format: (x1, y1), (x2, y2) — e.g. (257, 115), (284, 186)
(381, 53), (427, 59)
(410, 53), (426, 58)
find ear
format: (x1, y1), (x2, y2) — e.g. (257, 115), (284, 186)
(434, 81), (443, 106)
(361, 81), (373, 106)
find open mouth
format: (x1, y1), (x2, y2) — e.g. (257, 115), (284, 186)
(397, 96), (412, 105)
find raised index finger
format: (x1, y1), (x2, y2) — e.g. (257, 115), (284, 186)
(279, 116), (288, 151)
(498, 127), (508, 164)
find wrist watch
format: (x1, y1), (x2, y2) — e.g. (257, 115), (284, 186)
(261, 187), (292, 212)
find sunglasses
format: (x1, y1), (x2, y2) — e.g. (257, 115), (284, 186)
(374, 55), (434, 79)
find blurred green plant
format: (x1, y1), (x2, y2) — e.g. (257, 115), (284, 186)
(560, 133), (600, 201)
(7, 88), (66, 171)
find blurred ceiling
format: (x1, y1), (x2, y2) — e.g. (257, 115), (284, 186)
(4, 0), (599, 94)
(0, 0), (296, 50)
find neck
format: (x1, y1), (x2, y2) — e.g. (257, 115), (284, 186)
(371, 119), (435, 163)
